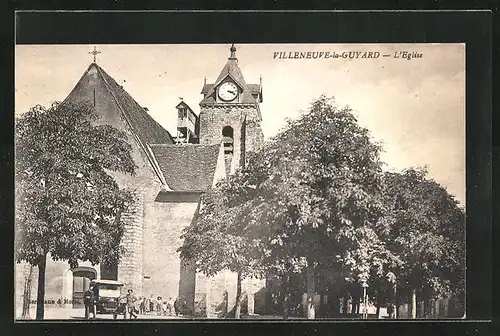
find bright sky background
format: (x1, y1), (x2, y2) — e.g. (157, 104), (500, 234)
(15, 44), (465, 205)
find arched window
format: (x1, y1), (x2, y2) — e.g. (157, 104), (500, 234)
(222, 126), (234, 154)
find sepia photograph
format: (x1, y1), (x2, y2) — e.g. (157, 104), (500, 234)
(14, 43), (466, 321)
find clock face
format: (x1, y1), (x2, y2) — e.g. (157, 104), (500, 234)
(218, 82), (238, 101)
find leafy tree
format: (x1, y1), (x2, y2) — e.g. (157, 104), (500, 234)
(377, 168), (466, 317)
(238, 96), (397, 319)
(15, 102), (136, 319)
(179, 171), (265, 319)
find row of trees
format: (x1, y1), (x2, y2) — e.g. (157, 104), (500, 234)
(14, 98), (464, 320)
(179, 96), (465, 319)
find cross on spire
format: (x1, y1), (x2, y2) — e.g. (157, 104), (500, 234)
(89, 46), (101, 63)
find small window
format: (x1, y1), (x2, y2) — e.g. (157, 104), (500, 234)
(222, 126), (234, 154)
(178, 108), (187, 119)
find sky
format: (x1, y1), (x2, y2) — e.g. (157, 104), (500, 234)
(15, 43), (465, 205)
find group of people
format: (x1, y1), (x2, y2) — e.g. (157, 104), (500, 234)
(84, 285), (187, 319)
(142, 294), (186, 317)
(123, 291), (187, 319)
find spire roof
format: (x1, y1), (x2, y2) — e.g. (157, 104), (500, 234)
(200, 44), (260, 105)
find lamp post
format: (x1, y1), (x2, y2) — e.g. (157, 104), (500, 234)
(361, 280), (369, 319)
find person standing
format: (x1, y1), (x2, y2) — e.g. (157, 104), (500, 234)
(156, 296), (162, 316)
(145, 295), (150, 313)
(174, 297), (180, 316)
(126, 289), (138, 319)
(149, 294), (154, 313)
(139, 296), (146, 315)
(84, 284), (97, 319)
(167, 297), (175, 316)
(162, 298), (168, 316)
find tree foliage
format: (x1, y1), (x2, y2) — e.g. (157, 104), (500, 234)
(179, 171), (264, 279)
(15, 102), (137, 318)
(178, 95), (465, 319)
(242, 96), (400, 285)
(378, 168), (465, 303)
(179, 171), (265, 318)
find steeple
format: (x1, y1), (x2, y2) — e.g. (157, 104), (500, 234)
(229, 44), (237, 60)
(199, 43), (262, 105)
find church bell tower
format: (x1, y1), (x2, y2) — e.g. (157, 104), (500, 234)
(199, 44), (264, 176)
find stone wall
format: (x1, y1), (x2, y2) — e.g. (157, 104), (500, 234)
(245, 118), (265, 154)
(178, 257), (196, 314)
(192, 269), (267, 318)
(199, 104), (262, 173)
(142, 201), (199, 300)
(117, 190), (144, 294)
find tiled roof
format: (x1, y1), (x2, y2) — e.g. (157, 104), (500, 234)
(175, 101), (195, 113)
(149, 144), (221, 191)
(95, 65), (174, 145)
(63, 63), (174, 146)
(247, 84), (262, 94)
(200, 84), (213, 94)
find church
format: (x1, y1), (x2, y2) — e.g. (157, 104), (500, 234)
(15, 44), (268, 318)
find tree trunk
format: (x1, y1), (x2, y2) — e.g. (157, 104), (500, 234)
(21, 265), (34, 319)
(411, 289), (417, 319)
(343, 295), (348, 316)
(282, 274), (290, 320)
(234, 271), (242, 319)
(353, 291), (360, 315)
(35, 254), (47, 320)
(306, 264), (315, 319)
(319, 293), (325, 318)
(425, 298), (433, 318)
(350, 295), (356, 315)
(394, 284), (398, 319)
(376, 305), (380, 319)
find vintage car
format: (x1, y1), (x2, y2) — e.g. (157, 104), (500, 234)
(89, 279), (125, 319)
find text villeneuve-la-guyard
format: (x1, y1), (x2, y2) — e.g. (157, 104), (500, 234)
(273, 51), (423, 60)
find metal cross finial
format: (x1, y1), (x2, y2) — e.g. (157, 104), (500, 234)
(89, 46), (101, 63)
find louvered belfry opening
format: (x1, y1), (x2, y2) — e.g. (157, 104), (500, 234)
(222, 126), (234, 176)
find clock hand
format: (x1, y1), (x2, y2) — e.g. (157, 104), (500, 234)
(227, 90), (236, 94)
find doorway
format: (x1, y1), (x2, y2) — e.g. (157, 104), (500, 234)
(71, 267), (97, 309)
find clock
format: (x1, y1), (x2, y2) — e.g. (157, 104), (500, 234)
(218, 82), (238, 101)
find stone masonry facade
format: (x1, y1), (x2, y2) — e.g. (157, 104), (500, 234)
(199, 104), (263, 174)
(117, 189), (144, 295)
(196, 96), (265, 316)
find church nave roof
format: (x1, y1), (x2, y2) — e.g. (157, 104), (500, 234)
(149, 144), (221, 192)
(62, 62), (174, 146)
